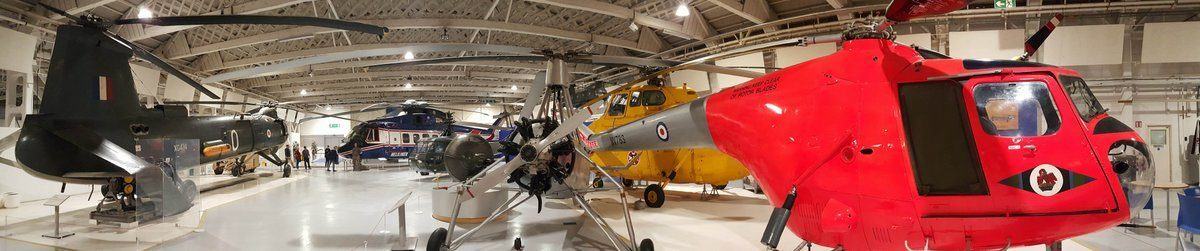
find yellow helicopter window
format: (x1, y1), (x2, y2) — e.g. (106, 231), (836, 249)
(608, 94), (629, 116)
(639, 90), (667, 106)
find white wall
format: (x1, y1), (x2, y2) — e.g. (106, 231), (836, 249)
(714, 52), (766, 90)
(775, 43), (836, 68)
(949, 29), (1025, 60)
(163, 76), (195, 101)
(894, 33), (934, 51)
(0, 27), (37, 78)
(0, 127), (92, 203)
(298, 110), (352, 136)
(129, 64), (162, 96)
(442, 105), (505, 124)
(668, 70), (710, 92)
(1042, 25), (1124, 66)
(1141, 21), (1200, 63)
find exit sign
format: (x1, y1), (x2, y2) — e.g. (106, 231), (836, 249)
(329, 123), (340, 128)
(994, 0), (1015, 9)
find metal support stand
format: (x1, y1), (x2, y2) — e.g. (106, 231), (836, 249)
(42, 195), (74, 239)
(390, 192), (417, 251)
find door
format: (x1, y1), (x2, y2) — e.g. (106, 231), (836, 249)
(1147, 126), (1172, 183)
(962, 74), (1115, 215)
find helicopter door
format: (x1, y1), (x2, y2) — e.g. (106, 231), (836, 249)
(962, 74), (1115, 215)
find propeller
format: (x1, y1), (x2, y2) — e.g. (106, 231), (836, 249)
(33, 2), (388, 100)
(1017, 13), (1065, 61)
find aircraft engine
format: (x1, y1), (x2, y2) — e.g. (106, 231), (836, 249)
(444, 134), (496, 181)
(1110, 142), (1154, 217)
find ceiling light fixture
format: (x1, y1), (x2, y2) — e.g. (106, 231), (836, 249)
(674, 2), (690, 17)
(137, 6), (153, 19)
(484, 103), (491, 107)
(403, 51), (415, 60)
(510, 85), (518, 91)
(300, 89), (308, 96)
(325, 105), (332, 111)
(629, 22), (639, 31)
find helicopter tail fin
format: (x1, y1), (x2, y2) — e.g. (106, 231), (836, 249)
(40, 26), (146, 120)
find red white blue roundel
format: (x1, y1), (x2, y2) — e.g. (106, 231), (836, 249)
(656, 122), (669, 141)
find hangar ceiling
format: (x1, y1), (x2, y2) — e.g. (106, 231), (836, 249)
(0, 0), (1197, 112)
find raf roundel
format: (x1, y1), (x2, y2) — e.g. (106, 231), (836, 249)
(655, 122), (669, 141)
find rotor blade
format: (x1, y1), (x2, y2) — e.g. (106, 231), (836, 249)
(574, 55), (677, 68)
(427, 105), (489, 115)
(46, 126), (153, 174)
(519, 72), (547, 118)
(360, 102), (390, 112)
(453, 121), (511, 130)
(533, 101), (606, 149)
(462, 157), (527, 203)
(885, 0), (969, 22)
(1018, 13), (1064, 61)
(298, 107), (385, 122)
(113, 16), (388, 36)
(34, 2), (83, 23)
(164, 101), (256, 106)
(101, 31), (220, 99)
(367, 55), (547, 69)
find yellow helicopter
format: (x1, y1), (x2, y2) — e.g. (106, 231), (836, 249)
(585, 80), (749, 208)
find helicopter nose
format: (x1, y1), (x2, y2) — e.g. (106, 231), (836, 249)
(1109, 142), (1154, 217)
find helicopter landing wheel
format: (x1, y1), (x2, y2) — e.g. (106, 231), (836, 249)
(622, 179), (635, 188)
(639, 238), (654, 251)
(593, 178), (604, 188)
(420, 172), (430, 176)
(513, 237), (523, 250)
(644, 184), (665, 208)
(428, 228), (448, 251)
(713, 184), (727, 190)
(231, 163), (244, 177)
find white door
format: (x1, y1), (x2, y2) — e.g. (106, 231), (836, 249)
(1148, 126), (1173, 183)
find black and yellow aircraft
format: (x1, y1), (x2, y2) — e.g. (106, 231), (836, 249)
(1, 2), (385, 223)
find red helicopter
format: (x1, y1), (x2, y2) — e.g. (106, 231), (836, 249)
(585, 0), (1154, 250)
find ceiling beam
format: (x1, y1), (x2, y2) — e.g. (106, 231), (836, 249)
(269, 79), (535, 93)
(114, 0), (310, 41)
(197, 43), (537, 82)
(278, 85), (527, 98)
(706, 0), (776, 24)
(234, 59), (592, 83)
(524, 0), (701, 40)
(251, 70), (535, 88)
(44, 0), (119, 17)
(165, 18), (662, 60)
(284, 92), (526, 104)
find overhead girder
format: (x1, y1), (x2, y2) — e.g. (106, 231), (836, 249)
(706, 0), (777, 24)
(268, 79), (534, 94)
(277, 85), (528, 98)
(114, 0), (310, 41)
(251, 70), (536, 89)
(234, 59), (594, 84)
(525, 0), (710, 40)
(164, 18), (663, 60)
(283, 91), (527, 104)
(43, 0), (119, 18)
(198, 43), (537, 83)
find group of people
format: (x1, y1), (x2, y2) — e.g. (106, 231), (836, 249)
(282, 144), (342, 172)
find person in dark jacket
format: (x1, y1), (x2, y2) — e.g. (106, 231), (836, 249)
(292, 146), (302, 169)
(301, 146), (311, 170)
(325, 146), (339, 172)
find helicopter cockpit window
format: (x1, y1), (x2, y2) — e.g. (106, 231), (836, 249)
(1061, 76), (1105, 122)
(629, 92), (642, 107)
(974, 82), (1062, 137)
(403, 134), (411, 144)
(608, 94), (629, 116)
(639, 90), (667, 106)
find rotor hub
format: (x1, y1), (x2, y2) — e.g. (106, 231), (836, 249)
(842, 18), (895, 41)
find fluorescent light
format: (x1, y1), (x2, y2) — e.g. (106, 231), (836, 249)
(300, 89), (308, 96)
(510, 85), (518, 91)
(404, 82), (413, 88)
(325, 106), (332, 111)
(403, 51), (415, 60)
(484, 103), (492, 107)
(137, 6), (153, 19)
(629, 22), (639, 31)
(674, 3), (690, 17)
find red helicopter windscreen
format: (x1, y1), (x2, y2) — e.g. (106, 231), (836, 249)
(885, 0), (970, 21)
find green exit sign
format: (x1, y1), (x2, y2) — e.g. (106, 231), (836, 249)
(330, 123), (340, 128)
(994, 0), (1015, 9)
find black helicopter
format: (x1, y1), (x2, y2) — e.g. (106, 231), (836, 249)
(4, 1), (385, 223)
